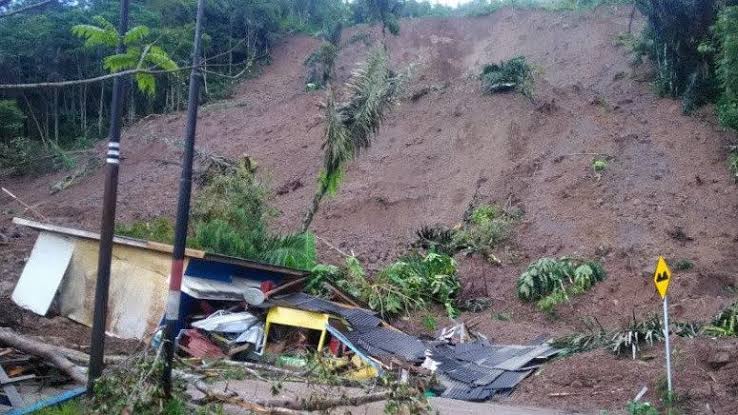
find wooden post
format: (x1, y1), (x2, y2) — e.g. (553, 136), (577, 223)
(161, 0), (205, 398)
(87, 0), (130, 395)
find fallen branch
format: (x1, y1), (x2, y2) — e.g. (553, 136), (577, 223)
(178, 369), (392, 414)
(0, 0), (53, 19)
(259, 391), (392, 412)
(0, 327), (86, 384)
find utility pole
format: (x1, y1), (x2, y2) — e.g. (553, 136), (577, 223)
(161, 0), (205, 398)
(87, 0), (129, 395)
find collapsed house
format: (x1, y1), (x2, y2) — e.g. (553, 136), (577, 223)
(7, 217), (559, 407)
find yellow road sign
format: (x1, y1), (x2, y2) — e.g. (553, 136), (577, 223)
(653, 256), (671, 299)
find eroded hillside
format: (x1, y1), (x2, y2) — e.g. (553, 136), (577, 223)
(2, 5), (738, 413)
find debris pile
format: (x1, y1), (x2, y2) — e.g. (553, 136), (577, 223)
(4, 218), (562, 411)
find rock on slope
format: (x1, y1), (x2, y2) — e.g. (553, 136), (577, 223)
(1, 5), (737, 414)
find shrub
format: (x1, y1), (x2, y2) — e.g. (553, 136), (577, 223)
(728, 147), (738, 182)
(480, 56), (534, 98)
(715, 6), (738, 130)
(304, 42), (339, 89)
(326, 252), (461, 319)
(116, 217), (175, 244)
(454, 203), (520, 262)
(0, 99), (25, 139)
(634, 0), (722, 113)
(517, 257), (606, 313)
(192, 163), (316, 270)
(551, 318), (609, 355)
(414, 224), (458, 255)
(702, 301), (738, 337)
(610, 314), (665, 358)
(627, 401), (659, 415)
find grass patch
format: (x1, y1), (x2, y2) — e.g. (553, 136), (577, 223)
(116, 217), (175, 244)
(673, 259), (694, 271)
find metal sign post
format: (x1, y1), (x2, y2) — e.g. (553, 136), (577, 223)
(653, 256), (673, 395)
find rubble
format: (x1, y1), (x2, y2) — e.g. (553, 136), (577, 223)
(3, 217), (562, 412)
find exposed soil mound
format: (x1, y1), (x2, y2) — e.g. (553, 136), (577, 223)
(2, 5), (737, 413)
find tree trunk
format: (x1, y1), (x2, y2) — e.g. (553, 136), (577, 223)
(53, 89), (59, 143)
(98, 82), (105, 137)
(0, 328), (86, 384)
(81, 84), (88, 135)
(301, 185), (327, 233)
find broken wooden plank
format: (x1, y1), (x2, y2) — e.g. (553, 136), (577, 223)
(0, 374), (35, 386)
(0, 364), (24, 408)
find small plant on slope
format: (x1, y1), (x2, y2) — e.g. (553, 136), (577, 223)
(517, 257), (606, 313)
(610, 314), (665, 359)
(702, 301), (738, 337)
(453, 203), (520, 264)
(480, 56), (534, 98)
(627, 400), (659, 415)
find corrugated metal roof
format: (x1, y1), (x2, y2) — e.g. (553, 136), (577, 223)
(430, 341), (558, 403)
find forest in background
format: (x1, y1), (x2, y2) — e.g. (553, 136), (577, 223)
(0, 0), (453, 175)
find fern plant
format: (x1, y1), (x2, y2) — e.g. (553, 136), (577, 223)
(72, 16), (178, 95)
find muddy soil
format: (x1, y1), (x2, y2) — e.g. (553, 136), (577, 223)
(2, 5), (737, 413)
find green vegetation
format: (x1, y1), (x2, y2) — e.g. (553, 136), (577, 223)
(673, 259), (694, 271)
(610, 314), (665, 358)
(72, 16), (178, 96)
(551, 317), (608, 355)
(592, 157), (608, 173)
(626, 1), (738, 180)
(302, 48), (401, 231)
(414, 203), (520, 263)
(115, 162), (316, 270)
(627, 400), (659, 415)
(310, 252), (460, 319)
(192, 163), (316, 270)
(517, 257), (606, 313)
(703, 301), (738, 337)
(116, 217), (175, 243)
(480, 56), (534, 98)
(728, 148), (738, 182)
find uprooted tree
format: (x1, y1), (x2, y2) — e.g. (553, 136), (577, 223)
(301, 48), (401, 232)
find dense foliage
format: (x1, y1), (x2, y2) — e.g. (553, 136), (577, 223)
(517, 256), (606, 313)
(480, 56), (534, 97)
(414, 203), (520, 262)
(0, 0), (442, 176)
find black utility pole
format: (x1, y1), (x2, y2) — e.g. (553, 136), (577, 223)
(87, 0), (130, 395)
(161, 0), (205, 398)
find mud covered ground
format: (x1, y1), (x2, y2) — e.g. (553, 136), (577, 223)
(2, 5), (737, 413)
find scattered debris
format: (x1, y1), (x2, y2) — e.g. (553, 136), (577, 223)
(6, 218), (561, 408)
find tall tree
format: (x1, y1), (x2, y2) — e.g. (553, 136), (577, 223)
(301, 48), (398, 232)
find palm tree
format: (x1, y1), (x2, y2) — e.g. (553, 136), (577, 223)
(301, 48), (398, 232)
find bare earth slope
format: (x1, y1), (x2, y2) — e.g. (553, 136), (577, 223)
(2, 6), (738, 413)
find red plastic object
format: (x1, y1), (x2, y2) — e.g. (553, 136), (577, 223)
(328, 337), (341, 356)
(260, 280), (276, 293)
(179, 329), (225, 358)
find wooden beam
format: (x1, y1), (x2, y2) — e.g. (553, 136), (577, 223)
(0, 365), (24, 408)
